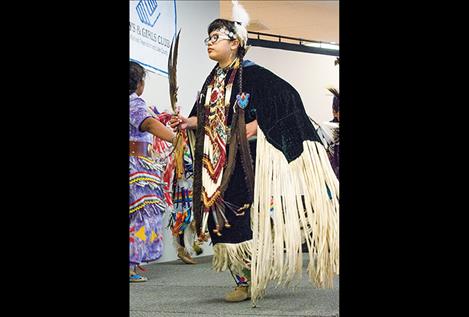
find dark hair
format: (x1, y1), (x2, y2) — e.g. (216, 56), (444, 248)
(332, 96), (339, 112)
(129, 61), (146, 95)
(208, 19), (246, 59)
(327, 88), (339, 112)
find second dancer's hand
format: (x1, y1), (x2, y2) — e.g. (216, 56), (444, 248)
(170, 114), (189, 131)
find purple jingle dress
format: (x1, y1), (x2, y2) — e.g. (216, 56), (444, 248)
(129, 93), (166, 267)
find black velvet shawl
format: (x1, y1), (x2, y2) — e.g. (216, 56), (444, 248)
(190, 60), (321, 162)
(241, 61), (321, 163)
(189, 60), (321, 242)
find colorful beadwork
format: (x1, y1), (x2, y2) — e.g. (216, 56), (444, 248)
(236, 92), (250, 109)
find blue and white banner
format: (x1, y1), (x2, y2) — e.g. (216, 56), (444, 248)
(129, 0), (177, 77)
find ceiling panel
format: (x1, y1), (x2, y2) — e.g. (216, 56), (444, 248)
(220, 0), (339, 43)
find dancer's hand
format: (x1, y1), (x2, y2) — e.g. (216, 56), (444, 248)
(170, 114), (189, 131)
(246, 119), (258, 139)
(170, 115), (198, 131)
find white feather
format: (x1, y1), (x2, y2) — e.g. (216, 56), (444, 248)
(231, 0), (250, 26)
(231, 1), (249, 47)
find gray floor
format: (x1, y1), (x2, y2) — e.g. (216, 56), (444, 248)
(130, 254), (339, 317)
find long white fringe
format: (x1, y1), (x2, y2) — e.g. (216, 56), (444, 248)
(251, 128), (339, 305)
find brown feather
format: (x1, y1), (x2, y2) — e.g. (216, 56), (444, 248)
(327, 87), (339, 98)
(168, 29), (181, 114)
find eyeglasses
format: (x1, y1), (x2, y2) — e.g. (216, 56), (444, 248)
(204, 33), (232, 46)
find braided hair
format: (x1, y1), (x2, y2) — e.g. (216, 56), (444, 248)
(129, 61), (146, 95)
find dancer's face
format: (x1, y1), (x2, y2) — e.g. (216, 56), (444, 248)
(206, 30), (239, 64)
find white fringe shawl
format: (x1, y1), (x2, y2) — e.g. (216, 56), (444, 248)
(250, 127), (339, 305)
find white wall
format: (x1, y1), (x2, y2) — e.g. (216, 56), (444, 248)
(138, 1), (220, 264)
(245, 46), (339, 124)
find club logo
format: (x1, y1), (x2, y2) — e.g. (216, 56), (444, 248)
(136, 0), (161, 27)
